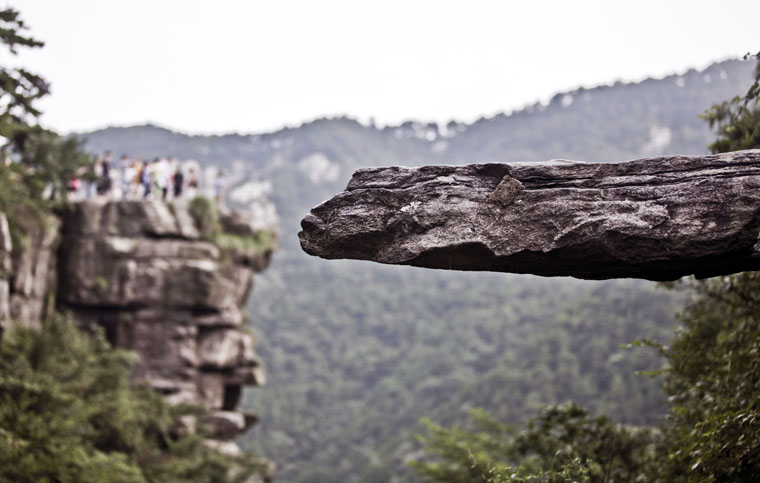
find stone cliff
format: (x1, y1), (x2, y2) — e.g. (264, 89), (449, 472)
(299, 150), (760, 281)
(1, 199), (276, 467)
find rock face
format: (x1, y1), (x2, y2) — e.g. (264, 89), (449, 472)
(0, 213), (10, 324)
(300, 149), (760, 281)
(55, 200), (275, 451)
(0, 212), (60, 328)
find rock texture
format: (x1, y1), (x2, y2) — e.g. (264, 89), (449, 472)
(300, 150), (760, 281)
(2, 212), (61, 328)
(0, 213), (10, 324)
(56, 200), (275, 451)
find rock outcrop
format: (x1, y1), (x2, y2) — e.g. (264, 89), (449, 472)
(56, 200), (275, 453)
(2, 199), (276, 476)
(300, 150), (760, 281)
(0, 211), (60, 328)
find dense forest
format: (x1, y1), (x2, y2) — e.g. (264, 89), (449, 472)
(80, 57), (760, 482)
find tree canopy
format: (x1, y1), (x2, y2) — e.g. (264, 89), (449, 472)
(0, 7), (47, 127)
(703, 51), (760, 153)
(0, 314), (262, 483)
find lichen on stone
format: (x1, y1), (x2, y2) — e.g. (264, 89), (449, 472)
(488, 175), (524, 206)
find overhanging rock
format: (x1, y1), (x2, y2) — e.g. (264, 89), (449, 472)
(299, 150), (760, 281)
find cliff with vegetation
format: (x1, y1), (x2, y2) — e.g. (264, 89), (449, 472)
(0, 199), (277, 476)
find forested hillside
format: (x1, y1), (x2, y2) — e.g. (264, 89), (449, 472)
(80, 58), (756, 482)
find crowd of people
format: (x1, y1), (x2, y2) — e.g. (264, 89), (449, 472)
(67, 151), (226, 203)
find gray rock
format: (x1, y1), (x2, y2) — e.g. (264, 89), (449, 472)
(5, 199), (276, 477)
(203, 439), (243, 456)
(62, 200), (199, 239)
(10, 215), (59, 298)
(198, 366), (266, 410)
(54, 200), (274, 446)
(202, 410), (248, 440)
(0, 279), (8, 325)
(220, 210), (260, 238)
(194, 307), (245, 327)
(198, 328), (259, 369)
(170, 200), (202, 239)
(198, 372), (232, 409)
(0, 213), (10, 272)
(7, 213), (60, 327)
(59, 237), (244, 310)
(299, 150), (760, 281)
(0, 213), (10, 324)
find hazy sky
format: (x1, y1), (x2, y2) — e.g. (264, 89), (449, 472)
(13, 0), (760, 135)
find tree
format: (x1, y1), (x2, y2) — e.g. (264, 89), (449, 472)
(0, 313), (262, 483)
(702, 51), (760, 153)
(0, 7), (48, 128)
(0, 7), (90, 211)
(653, 273), (760, 481)
(411, 404), (656, 483)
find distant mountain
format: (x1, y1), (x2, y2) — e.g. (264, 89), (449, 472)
(81, 58), (752, 164)
(80, 58), (756, 483)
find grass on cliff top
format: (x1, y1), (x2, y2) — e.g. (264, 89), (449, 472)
(188, 196), (222, 240)
(187, 196), (277, 257)
(214, 231), (278, 256)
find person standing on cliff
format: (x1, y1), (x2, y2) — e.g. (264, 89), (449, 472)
(141, 159), (154, 198)
(88, 155), (101, 198)
(97, 151), (112, 197)
(173, 166), (184, 199)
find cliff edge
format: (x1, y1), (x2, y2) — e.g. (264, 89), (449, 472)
(300, 150), (760, 281)
(1, 199), (276, 472)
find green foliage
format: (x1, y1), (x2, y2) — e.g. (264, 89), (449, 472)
(214, 231), (277, 257)
(92, 275), (109, 293)
(6, 126), (92, 204)
(188, 195), (277, 258)
(0, 7), (47, 126)
(702, 52), (760, 153)
(242, 263), (679, 482)
(652, 273), (760, 481)
(188, 196), (222, 240)
(0, 313), (259, 483)
(412, 404), (656, 483)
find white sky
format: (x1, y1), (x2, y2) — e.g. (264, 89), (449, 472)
(12, 0), (760, 135)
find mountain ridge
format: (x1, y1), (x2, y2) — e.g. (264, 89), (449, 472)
(78, 57), (749, 142)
